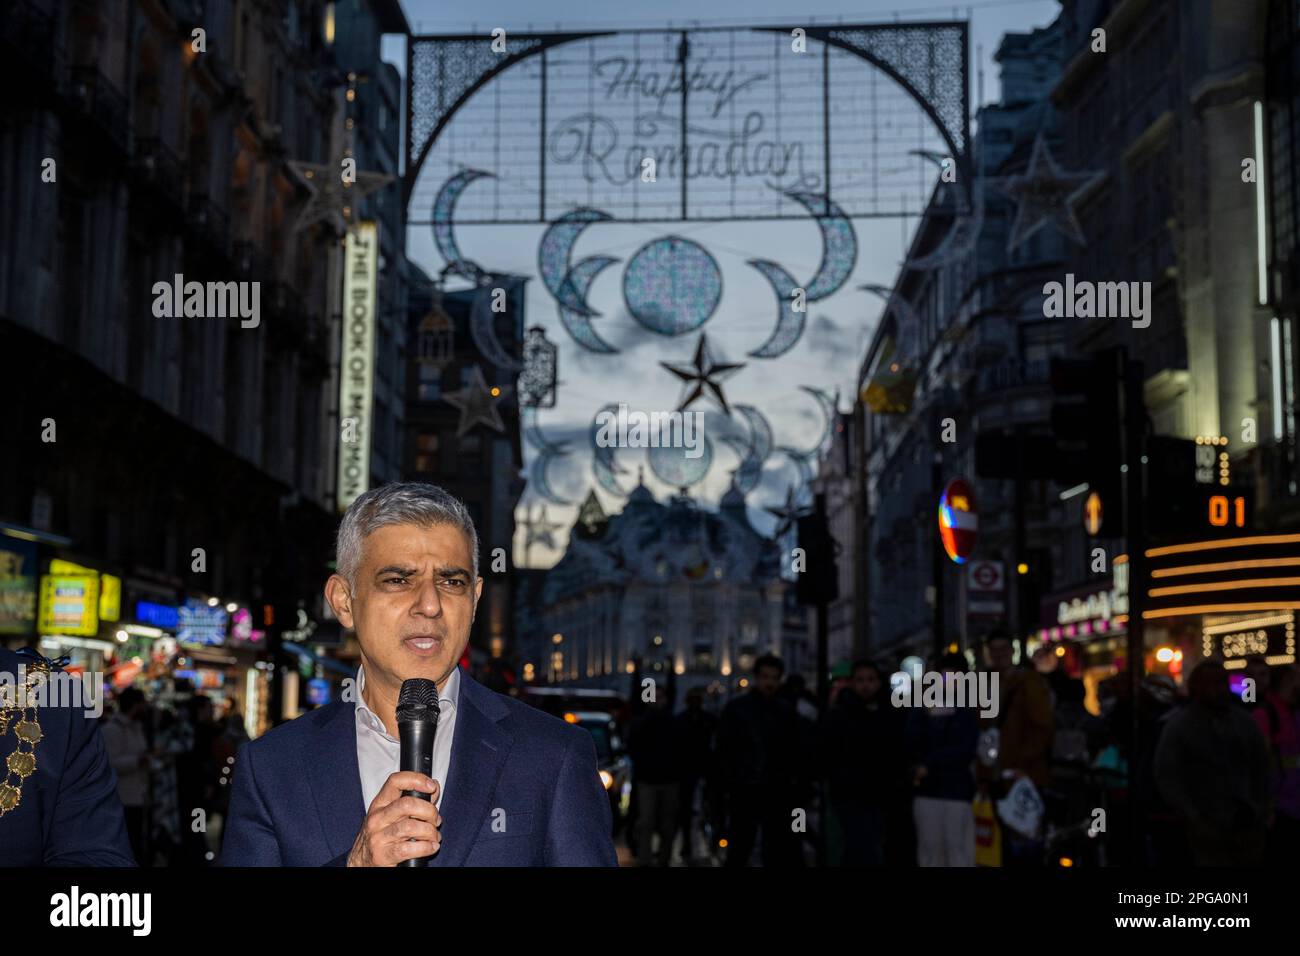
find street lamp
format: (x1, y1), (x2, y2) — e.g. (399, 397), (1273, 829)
(520, 326), (558, 407)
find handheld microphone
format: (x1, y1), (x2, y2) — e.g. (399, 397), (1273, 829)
(396, 678), (441, 868)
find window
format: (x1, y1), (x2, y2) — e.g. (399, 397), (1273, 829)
(417, 363), (442, 401)
(460, 433), (482, 474)
(415, 432), (439, 474)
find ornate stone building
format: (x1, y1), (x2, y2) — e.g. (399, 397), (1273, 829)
(530, 479), (792, 700)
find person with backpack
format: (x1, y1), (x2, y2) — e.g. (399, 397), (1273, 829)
(1251, 663), (1300, 863)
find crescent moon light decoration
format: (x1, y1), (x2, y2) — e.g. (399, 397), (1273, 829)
(782, 190), (857, 302)
(908, 149), (957, 207)
(538, 208), (611, 317)
(522, 406), (573, 507)
(432, 169), (494, 278)
(469, 276), (525, 371)
(593, 457), (628, 498)
(774, 445), (816, 492)
(746, 259), (806, 359)
(796, 385), (838, 458)
(728, 404), (774, 494)
(589, 403), (630, 498)
(530, 448), (575, 507)
(768, 387), (835, 495)
(745, 191), (856, 359)
(558, 255), (621, 354)
(522, 406), (570, 455)
(905, 181), (985, 272)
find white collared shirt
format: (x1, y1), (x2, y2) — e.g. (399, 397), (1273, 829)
(354, 665), (459, 813)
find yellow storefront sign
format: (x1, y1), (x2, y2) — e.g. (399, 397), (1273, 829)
(49, 560), (120, 623)
(38, 574), (100, 636)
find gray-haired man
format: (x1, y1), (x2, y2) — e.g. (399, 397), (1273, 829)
(220, 482), (616, 866)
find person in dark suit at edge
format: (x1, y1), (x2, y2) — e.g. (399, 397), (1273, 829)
(0, 646), (135, 865)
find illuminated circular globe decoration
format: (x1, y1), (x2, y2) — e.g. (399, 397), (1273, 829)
(647, 435), (714, 488)
(938, 477), (978, 564)
(622, 236), (723, 336)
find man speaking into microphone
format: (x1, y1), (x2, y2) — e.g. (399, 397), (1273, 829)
(220, 482), (616, 866)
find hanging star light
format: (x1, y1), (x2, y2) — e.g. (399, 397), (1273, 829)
(659, 334), (745, 414)
(764, 485), (811, 539)
(523, 505), (565, 552)
(287, 159), (394, 232)
(993, 133), (1101, 251)
(443, 365), (511, 437)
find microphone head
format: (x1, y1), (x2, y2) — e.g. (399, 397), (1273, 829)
(396, 678), (441, 722)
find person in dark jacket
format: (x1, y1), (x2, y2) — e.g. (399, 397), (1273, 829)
(627, 688), (683, 866)
(1154, 659), (1271, 866)
(674, 686), (717, 865)
(906, 652), (980, 866)
(718, 654), (802, 866)
(820, 659), (907, 866)
(0, 646), (134, 865)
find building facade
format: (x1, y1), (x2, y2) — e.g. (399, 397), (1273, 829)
(529, 480), (790, 702)
(1265, 0), (1300, 517)
(1045, 0), (1288, 692)
(859, 19), (1070, 663)
(0, 0), (407, 726)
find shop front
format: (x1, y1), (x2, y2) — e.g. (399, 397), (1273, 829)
(1034, 557), (1134, 714)
(1144, 533), (1300, 688)
(35, 558), (124, 678)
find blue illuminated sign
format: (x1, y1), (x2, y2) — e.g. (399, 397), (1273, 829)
(177, 601), (228, 646)
(135, 600), (180, 629)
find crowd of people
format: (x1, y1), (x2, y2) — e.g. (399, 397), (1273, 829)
(99, 683), (249, 866)
(93, 634), (1300, 867)
(622, 632), (1300, 867)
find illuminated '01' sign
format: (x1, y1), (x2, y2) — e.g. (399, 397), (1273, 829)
(1207, 495), (1247, 528)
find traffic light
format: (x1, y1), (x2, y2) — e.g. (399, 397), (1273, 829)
(795, 509), (839, 605)
(974, 429), (1056, 480)
(1050, 350), (1123, 537)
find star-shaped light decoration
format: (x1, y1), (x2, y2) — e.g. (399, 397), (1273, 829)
(764, 485), (811, 539)
(287, 159), (395, 233)
(993, 133), (1101, 251)
(443, 365), (511, 437)
(659, 334), (745, 414)
(523, 505), (565, 552)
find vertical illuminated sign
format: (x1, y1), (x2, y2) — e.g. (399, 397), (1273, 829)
(337, 221), (378, 512)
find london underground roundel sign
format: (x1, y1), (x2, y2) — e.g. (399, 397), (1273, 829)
(938, 478), (978, 564)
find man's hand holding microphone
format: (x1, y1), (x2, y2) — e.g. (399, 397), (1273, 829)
(347, 771), (442, 866)
(348, 677), (443, 867)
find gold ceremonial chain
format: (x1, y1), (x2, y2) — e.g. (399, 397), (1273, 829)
(0, 660), (48, 816)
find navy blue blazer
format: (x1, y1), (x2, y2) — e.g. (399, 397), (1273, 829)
(0, 647), (134, 866)
(219, 666), (617, 866)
